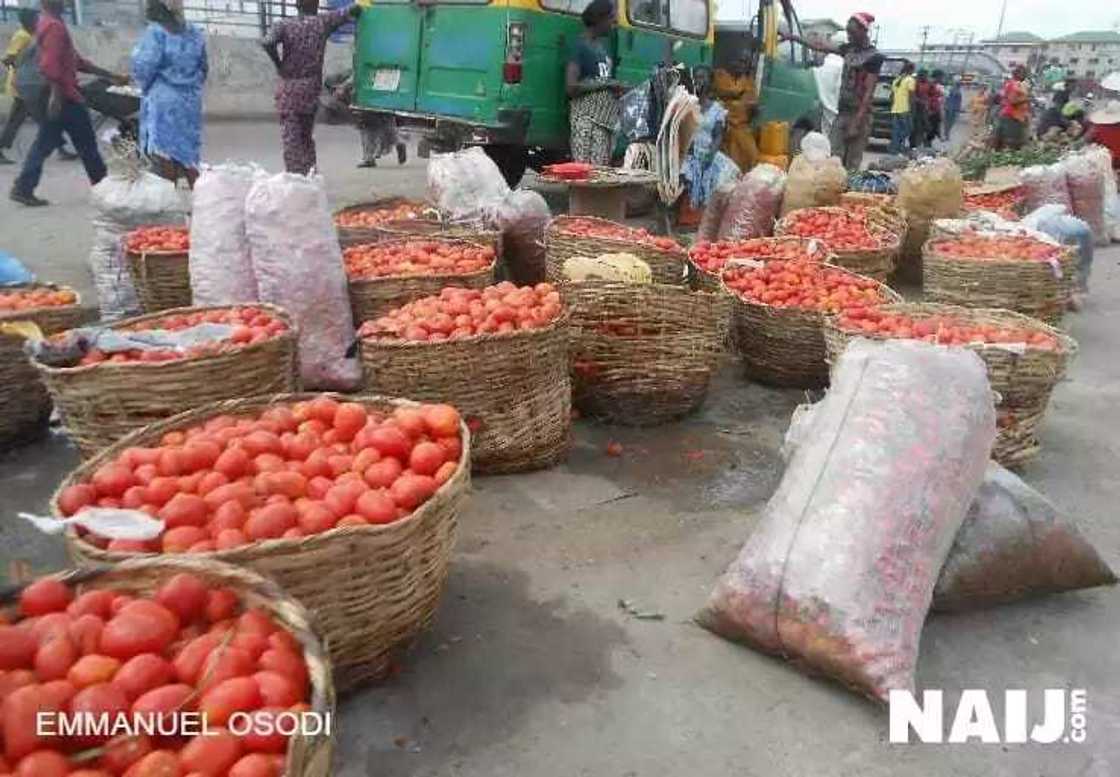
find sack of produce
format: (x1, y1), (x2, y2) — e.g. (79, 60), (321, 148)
(1023, 205), (1095, 293)
(698, 339), (995, 701)
(716, 163), (787, 240)
(428, 146), (510, 220)
(493, 189), (552, 285)
(896, 158), (964, 281)
(933, 463), (1117, 611)
(1063, 150), (1109, 246)
(1020, 163), (1073, 212)
(697, 180), (735, 243)
(246, 172), (361, 391)
(89, 172), (188, 320)
(778, 150), (846, 217)
(189, 163), (260, 305)
(562, 253), (652, 283)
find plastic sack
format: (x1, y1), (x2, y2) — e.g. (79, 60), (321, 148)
(427, 147), (510, 220)
(800, 131), (832, 162)
(1084, 144), (1119, 241)
(896, 158), (965, 273)
(933, 463), (1117, 612)
(0, 252), (35, 285)
(719, 164), (787, 239)
(1063, 151), (1109, 246)
(620, 81), (653, 142)
(189, 163), (261, 305)
(1022, 205), (1094, 291)
(19, 508), (164, 541)
(698, 181), (735, 243)
(89, 172), (188, 320)
(492, 189), (552, 285)
(1020, 163), (1073, 212)
(245, 172), (361, 391)
(778, 153), (845, 216)
(30, 323), (235, 367)
(698, 339), (995, 701)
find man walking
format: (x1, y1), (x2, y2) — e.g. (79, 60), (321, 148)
(10, 0), (128, 206)
(888, 60), (915, 156)
(0, 9), (38, 165)
(263, 0), (361, 175)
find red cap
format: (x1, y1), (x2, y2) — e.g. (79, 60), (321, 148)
(851, 12), (875, 30)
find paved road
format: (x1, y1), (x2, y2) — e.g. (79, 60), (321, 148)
(1, 121), (1118, 777)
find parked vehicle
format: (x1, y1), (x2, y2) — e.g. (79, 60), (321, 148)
(869, 56), (908, 146)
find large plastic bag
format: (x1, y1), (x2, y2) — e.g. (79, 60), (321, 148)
(1020, 163), (1073, 212)
(1023, 204), (1094, 291)
(427, 147), (510, 220)
(89, 173), (189, 320)
(1063, 151), (1109, 246)
(245, 173), (360, 391)
(896, 158), (964, 276)
(1083, 144), (1119, 241)
(779, 150), (845, 216)
(492, 189), (551, 285)
(0, 252), (35, 285)
(620, 81), (653, 142)
(933, 463), (1117, 612)
(189, 163), (261, 306)
(697, 181), (735, 242)
(718, 163), (787, 239)
(698, 339), (995, 702)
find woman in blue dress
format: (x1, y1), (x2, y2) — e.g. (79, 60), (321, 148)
(131, 0), (207, 186)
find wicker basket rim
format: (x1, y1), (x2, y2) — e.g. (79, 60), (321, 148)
(546, 216), (685, 256)
(378, 218), (499, 233)
(347, 258), (498, 286)
(565, 279), (728, 298)
(333, 197), (431, 215)
(125, 248), (189, 258)
(360, 310), (570, 349)
(775, 206), (903, 250)
(823, 302), (1078, 355)
(33, 302), (298, 376)
(924, 240), (1073, 266)
(0, 283), (83, 321)
(57, 391), (472, 560)
(720, 262), (903, 312)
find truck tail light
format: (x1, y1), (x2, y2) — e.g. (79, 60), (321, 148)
(504, 22), (525, 84)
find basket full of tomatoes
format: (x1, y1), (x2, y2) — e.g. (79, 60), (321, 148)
(0, 557), (334, 777)
(687, 237), (832, 293)
(565, 282), (731, 425)
(0, 284), (89, 446)
(823, 301), (1077, 467)
(545, 216), (687, 286)
(124, 225), (192, 314)
(34, 304), (299, 458)
(721, 260), (901, 388)
(358, 283), (570, 473)
(774, 206), (902, 282)
(961, 184), (1026, 222)
(837, 192), (909, 241)
(333, 197), (430, 245)
(53, 392), (471, 692)
(374, 217), (502, 261)
(344, 237), (497, 326)
(922, 233), (1077, 324)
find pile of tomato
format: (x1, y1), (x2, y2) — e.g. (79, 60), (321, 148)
(0, 288), (78, 313)
(723, 260), (892, 313)
(929, 234), (1062, 262)
(688, 238), (828, 274)
(0, 572), (312, 777)
(57, 395), (463, 553)
(962, 189), (1024, 221)
(834, 308), (1059, 349)
(779, 209), (884, 251)
(125, 227), (189, 254)
(72, 307), (289, 367)
(343, 240), (495, 279)
(359, 282), (563, 342)
(556, 218), (680, 253)
(334, 202), (425, 229)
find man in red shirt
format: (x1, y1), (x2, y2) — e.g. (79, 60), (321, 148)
(11, 0), (128, 206)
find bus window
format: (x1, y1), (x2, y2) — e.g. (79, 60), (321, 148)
(542, 0), (595, 12)
(630, 0), (667, 27)
(668, 0), (706, 36)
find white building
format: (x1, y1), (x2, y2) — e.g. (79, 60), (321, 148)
(1046, 31), (1120, 82)
(978, 31), (1046, 73)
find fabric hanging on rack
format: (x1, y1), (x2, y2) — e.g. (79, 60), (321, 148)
(656, 85), (700, 204)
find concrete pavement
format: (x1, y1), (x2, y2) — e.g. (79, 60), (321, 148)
(1, 121), (1118, 777)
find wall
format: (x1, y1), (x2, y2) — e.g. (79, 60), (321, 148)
(0, 22), (353, 119)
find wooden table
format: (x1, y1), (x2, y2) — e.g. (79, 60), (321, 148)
(539, 169), (659, 223)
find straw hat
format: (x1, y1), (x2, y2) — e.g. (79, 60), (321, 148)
(1088, 99), (1120, 126)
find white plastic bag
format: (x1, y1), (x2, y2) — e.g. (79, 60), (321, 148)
(427, 147), (510, 220)
(800, 131), (832, 162)
(717, 163), (787, 240)
(492, 189), (551, 284)
(245, 173), (361, 390)
(190, 163), (261, 305)
(1063, 150), (1109, 246)
(699, 339), (995, 701)
(779, 153), (845, 216)
(1021, 163), (1073, 212)
(88, 173), (188, 320)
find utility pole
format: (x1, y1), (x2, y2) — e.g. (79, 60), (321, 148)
(919, 25), (931, 65)
(995, 0), (1008, 39)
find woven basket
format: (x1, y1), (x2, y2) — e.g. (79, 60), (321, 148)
(334, 197), (431, 246)
(58, 392), (470, 692)
(922, 240), (1077, 325)
(686, 237), (834, 293)
(565, 282), (731, 425)
(837, 193), (909, 239)
(346, 237), (497, 326)
(374, 219), (503, 259)
(725, 264), (902, 388)
(994, 395), (1049, 468)
(0, 556), (334, 776)
(0, 283), (88, 334)
(35, 303), (299, 458)
(545, 216), (687, 285)
(361, 317), (571, 473)
(821, 302), (1077, 407)
(774, 206), (902, 282)
(126, 247), (191, 313)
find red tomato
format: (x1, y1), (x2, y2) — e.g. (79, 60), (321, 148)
(155, 574), (208, 624)
(198, 677), (261, 726)
(113, 654), (175, 702)
(34, 635), (79, 681)
(0, 628), (36, 671)
(179, 729), (243, 776)
(69, 683), (129, 745)
(228, 753), (279, 777)
(99, 733), (154, 775)
(19, 580), (72, 617)
(67, 654), (122, 688)
(14, 750), (70, 777)
(121, 749), (182, 777)
(58, 484), (97, 516)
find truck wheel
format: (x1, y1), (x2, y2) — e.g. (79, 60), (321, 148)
(484, 145), (529, 187)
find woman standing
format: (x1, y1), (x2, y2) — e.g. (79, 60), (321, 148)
(713, 53), (758, 173)
(565, 0), (624, 165)
(131, 0), (207, 186)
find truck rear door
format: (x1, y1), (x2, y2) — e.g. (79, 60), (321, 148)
(353, 1), (424, 112)
(414, 2), (505, 124)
